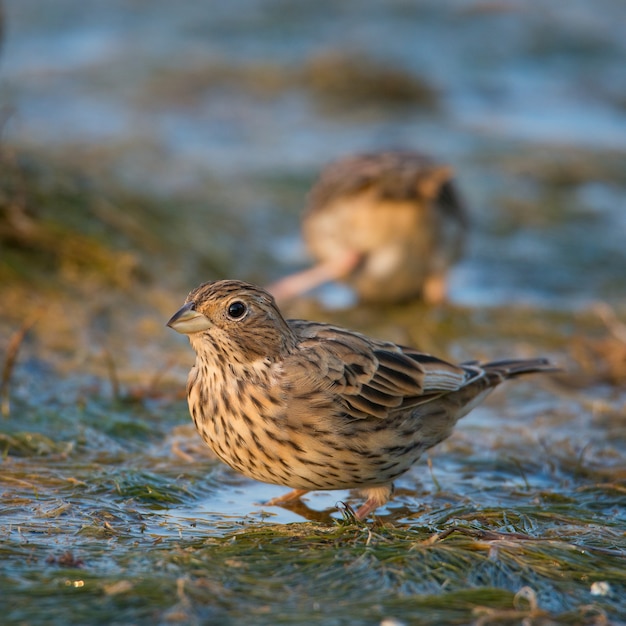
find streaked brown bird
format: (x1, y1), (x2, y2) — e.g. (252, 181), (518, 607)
(168, 279), (555, 520)
(269, 150), (468, 304)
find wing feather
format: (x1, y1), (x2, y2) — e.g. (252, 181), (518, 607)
(287, 320), (476, 420)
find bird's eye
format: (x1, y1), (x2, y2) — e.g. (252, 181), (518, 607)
(227, 301), (247, 320)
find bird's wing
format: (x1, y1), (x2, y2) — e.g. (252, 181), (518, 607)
(286, 321), (479, 420)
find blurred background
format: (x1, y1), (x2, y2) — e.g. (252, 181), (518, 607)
(1, 3), (625, 623)
(1, 0), (625, 311)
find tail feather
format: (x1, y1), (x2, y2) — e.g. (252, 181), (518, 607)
(445, 357), (558, 421)
(478, 357), (560, 384)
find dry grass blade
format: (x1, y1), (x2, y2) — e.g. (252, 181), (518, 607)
(102, 347), (120, 401)
(594, 302), (626, 343)
(1, 307), (43, 417)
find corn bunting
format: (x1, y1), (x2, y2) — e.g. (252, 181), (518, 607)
(168, 279), (555, 520)
(269, 150), (467, 304)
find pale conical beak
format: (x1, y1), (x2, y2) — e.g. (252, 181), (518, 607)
(166, 302), (213, 334)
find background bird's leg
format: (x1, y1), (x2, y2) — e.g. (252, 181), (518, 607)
(422, 272), (447, 304)
(267, 250), (362, 301)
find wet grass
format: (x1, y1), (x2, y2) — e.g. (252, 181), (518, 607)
(2, 357), (624, 625)
(140, 49), (438, 116)
(3, 449), (625, 626)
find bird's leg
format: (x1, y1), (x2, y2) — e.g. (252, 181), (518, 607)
(265, 489), (309, 506)
(355, 485), (393, 520)
(267, 250), (362, 301)
(422, 272), (447, 305)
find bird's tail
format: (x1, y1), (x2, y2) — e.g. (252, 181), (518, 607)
(477, 357), (560, 385)
(442, 357), (559, 424)
(418, 357), (558, 449)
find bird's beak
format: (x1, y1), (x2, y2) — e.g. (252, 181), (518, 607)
(166, 302), (213, 334)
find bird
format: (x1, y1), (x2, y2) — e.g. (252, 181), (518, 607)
(167, 279), (556, 520)
(268, 150), (468, 305)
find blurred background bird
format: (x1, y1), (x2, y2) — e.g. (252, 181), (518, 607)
(269, 150), (468, 305)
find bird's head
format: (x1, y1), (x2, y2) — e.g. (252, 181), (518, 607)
(167, 280), (297, 362)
